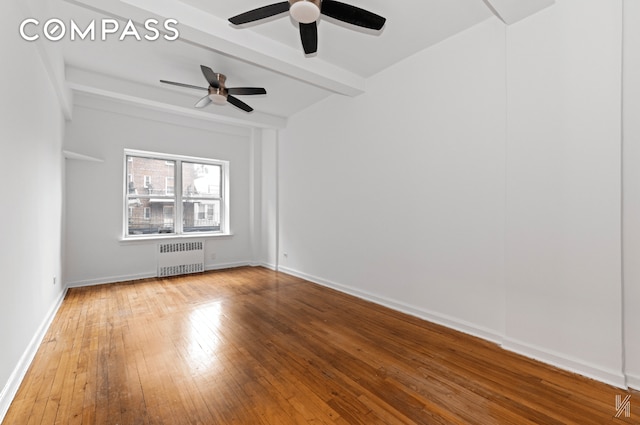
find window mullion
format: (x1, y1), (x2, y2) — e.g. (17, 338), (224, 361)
(221, 162), (227, 234)
(175, 159), (183, 234)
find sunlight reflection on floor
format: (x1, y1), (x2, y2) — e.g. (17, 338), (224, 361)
(186, 301), (223, 374)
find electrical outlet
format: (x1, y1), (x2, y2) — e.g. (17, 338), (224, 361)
(283, 253), (288, 259)
(53, 276), (57, 285)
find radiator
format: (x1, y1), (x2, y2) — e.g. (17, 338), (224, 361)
(158, 241), (205, 277)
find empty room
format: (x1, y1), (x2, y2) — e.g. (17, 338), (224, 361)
(1, 0), (639, 423)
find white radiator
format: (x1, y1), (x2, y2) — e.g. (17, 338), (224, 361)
(157, 241), (205, 277)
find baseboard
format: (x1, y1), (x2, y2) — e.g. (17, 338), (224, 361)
(53, 265), (636, 403)
(502, 337), (628, 389)
(66, 271), (157, 288)
(0, 287), (67, 422)
(65, 262), (255, 288)
(277, 266), (630, 391)
(250, 262), (277, 271)
(277, 266), (503, 345)
(626, 373), (640, 391)
(205, 261), (253, 271)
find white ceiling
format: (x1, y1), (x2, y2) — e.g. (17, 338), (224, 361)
(48, 0), (545, 127)
(180, 0), (493, 77)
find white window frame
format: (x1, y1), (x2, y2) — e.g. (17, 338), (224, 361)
(123, 149), (230, 239)
(143, 175), (151, 188)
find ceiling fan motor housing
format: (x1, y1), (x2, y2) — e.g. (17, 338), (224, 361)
(289, 0), (321, 23)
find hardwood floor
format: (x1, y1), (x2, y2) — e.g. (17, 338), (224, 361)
(3, 267), (637, 424)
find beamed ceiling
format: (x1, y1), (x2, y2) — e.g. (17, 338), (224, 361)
(43, 0), (554, 128)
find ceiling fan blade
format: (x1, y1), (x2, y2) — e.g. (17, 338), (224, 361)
(160, 80), (208, 91)
(229, 2), (290, 25)
(195, 95), (212, 108)
(227, 95), (254, 112)
(299, 22), (318, 54)
(320, 0), (386, 30)
(200, 65), (220, 88)
(227, 87), (267, 96)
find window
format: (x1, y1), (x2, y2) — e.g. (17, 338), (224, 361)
(124, 150), (229, 238)
(166, 176), (175, 195)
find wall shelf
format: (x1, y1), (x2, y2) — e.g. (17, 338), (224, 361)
(63, 150), (104, 163)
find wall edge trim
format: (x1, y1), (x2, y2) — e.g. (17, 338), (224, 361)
(65, 262), (255, 288)
(626, 373), (640, 391)
(0, 287), (67, 422)
(503, 337), (628, 389)
(277, 266), (630, 390)
(277, 266), (504, 345)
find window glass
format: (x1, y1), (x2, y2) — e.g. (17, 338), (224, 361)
(183, 200), (221, 233)
(182, 163), (221, 198)
(182, 162), (222, 233)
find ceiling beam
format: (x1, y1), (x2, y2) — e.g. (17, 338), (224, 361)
(65, 0), (365, 96)
(22, 0), (74, 119)
(482, 0), (555, 25)
(66, 67), (287, 129)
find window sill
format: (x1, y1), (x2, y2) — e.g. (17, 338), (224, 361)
(119, 232), (233, 243)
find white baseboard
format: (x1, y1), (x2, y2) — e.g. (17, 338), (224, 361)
(250, 262), (277, 271)
(277, 266), (503, 345)
(277, 266), (630, 391)
(626, 373), (640, 391)
(205, 261), (253, 271)
(0, 288), (67, 422)
(502, 337), (628, 389)
(66, 271), (157, 288)
(66, 262), (257, 288)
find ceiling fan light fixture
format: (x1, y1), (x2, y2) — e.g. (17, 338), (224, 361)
(208, 89), (227, 105)
(209, 93), (227, 105)
(289, 0), (320, 24)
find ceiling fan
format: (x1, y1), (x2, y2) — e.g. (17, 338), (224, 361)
(228, 0), (386, 54)
(160, 65), (266, 112)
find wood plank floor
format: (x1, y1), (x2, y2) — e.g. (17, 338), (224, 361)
(3, 267), (638, 424)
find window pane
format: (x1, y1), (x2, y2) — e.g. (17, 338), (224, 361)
(127, 201), (175, 235)
(127, 156), (176, 196)
(183, 200), (221, 233)
(182, 162), (221, 198)
(126, 155), (176, 235)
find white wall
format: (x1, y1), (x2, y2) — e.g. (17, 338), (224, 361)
(504, 0), (624, 386)
(64, 95), (257, 286)
(623, 0), (640, 389)
(259, 129), (279, 269)
(0, 0), (66, 416)
(278, 0), (634, 388)
(279, 17), (507, 341)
